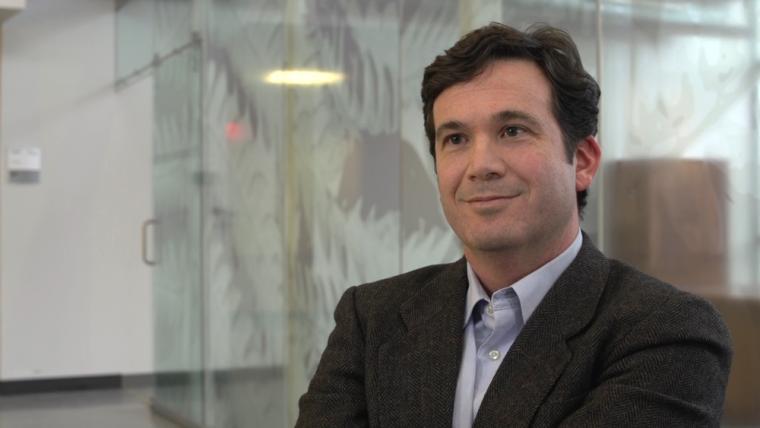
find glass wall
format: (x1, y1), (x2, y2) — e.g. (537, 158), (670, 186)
(204, 2), (287, 426)
(151, 43), (205, 424)
(117, 0), (760, 426)
(599, 2), (760, 424)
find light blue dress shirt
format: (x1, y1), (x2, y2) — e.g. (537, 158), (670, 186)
(452, 231), (583, 428)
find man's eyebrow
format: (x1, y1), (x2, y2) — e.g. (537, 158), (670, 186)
(493, 110), (543, 130)
(435, 120), (468, 139)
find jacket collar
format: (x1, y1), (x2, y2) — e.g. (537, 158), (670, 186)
(378, 234), (609, 427)
(376, 258), (468, 426)
(398, 257), (469, 333)
(474, 233), (610, 426)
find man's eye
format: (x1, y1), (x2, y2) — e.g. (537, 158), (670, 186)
(446, 134), (464, 145)
(503, 126), (522, 137)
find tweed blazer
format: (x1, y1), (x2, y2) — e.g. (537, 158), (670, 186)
(296, 237), (732, 427)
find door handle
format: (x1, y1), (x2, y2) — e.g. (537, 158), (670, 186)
(141, 219), (158, 266)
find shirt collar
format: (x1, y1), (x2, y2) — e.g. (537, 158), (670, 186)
(463, 230), (583, 327)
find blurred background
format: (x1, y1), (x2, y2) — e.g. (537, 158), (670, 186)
(0, 0), (758, 427)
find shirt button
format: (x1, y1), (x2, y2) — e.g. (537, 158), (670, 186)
(486, 304), (494, 315)
(488, 350), (500, 360)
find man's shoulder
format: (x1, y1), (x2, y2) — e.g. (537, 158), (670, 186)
(337, 259), (466, 324)
(604, 257), (708, 306)
(565, 238), (710, 318)
(605, 258), (683, 300)
(598, 257), (729, 341)
(352, 259), (463, 301)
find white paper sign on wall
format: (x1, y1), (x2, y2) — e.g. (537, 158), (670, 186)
(7, 147), (41, 183)
(7, 147), (42, 171)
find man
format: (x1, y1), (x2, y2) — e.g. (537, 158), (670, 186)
(296, 23), (732, 427)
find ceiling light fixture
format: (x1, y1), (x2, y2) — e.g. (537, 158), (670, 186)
(264, 69), (344, 86)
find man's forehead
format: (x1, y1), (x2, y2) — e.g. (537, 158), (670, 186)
(432, 59), (553, 123)
(442, 59), (548, 94)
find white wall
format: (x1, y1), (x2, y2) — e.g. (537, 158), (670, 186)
(0, 0), (25, 8)
(0, 0), (154, 379)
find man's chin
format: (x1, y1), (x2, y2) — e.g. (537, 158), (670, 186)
(462, 234), (522, 254)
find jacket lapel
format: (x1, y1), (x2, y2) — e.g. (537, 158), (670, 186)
(376, 258), (469, 427)
(474, 236), (610, 427)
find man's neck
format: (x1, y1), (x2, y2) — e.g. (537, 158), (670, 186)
(465, 228), (580, 295)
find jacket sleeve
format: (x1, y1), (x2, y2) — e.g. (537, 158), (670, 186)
(296, 286), (369, 428)
(559, 293), (733, 428)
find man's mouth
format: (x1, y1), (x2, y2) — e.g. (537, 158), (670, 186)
(465, 194), (518, 203)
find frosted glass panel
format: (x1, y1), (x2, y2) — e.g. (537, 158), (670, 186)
(204, 1), (288, 426)
(152, 43), (204, 425)
(286, 3), (403, 421)
(116, 0), (154, 79)
(399, 1), (461, 273)
(155, 0), (195, 56)
(600, 0), (758, 292)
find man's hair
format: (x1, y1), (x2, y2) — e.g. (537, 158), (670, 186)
(421, 22), (600, 213)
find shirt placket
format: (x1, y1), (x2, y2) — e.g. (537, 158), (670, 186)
(472, 290), (523, 415)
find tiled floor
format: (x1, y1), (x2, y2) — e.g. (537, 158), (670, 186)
(0, 388), (182, 428)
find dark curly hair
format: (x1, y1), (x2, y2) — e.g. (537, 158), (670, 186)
(421, 22), (600, 213)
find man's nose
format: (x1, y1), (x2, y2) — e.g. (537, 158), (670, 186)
(467, 137), (506, 180)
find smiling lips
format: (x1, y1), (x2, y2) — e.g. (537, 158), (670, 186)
(467, 195), (512, 202)
(463, 194), (520, 207)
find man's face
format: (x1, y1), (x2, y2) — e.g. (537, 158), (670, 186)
(433, 59), (585, 260)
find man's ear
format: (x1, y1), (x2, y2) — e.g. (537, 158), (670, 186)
(575, 136), (601, 192)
